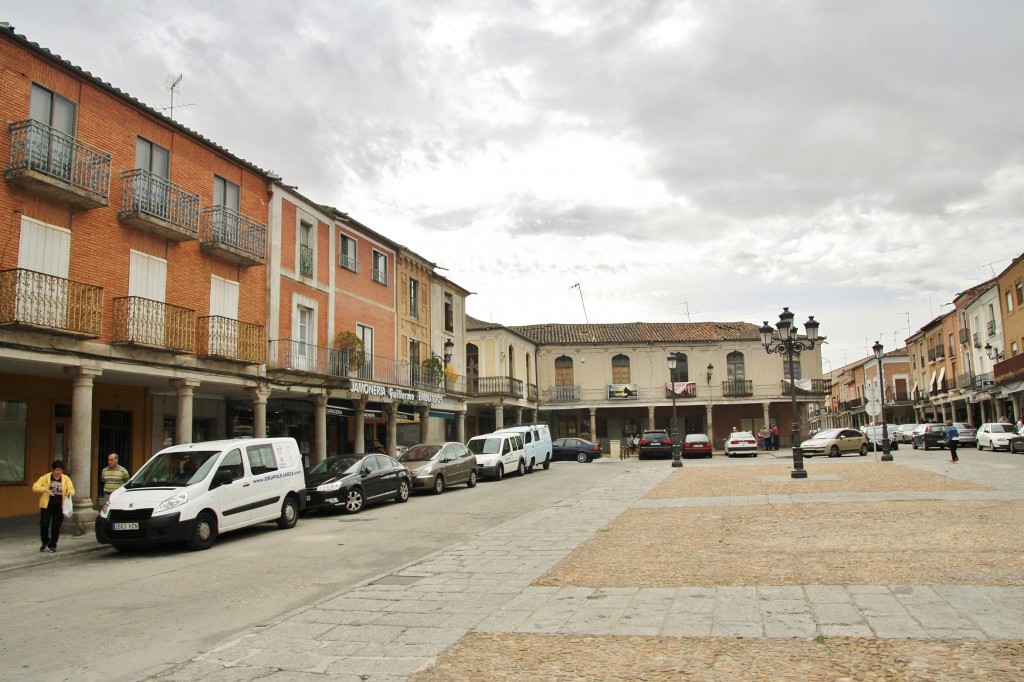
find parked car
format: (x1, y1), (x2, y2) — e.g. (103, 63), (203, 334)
(861, 424), (899, 452)
(724, 431), (758, 457)
(911, 423), (947, 450)
(894, 423), (920, 444)
(976, 423), (1024, 451)
(494, 424), (552, 471)
(304, 454), (410, 514)
(398, 442), (478, 493)
(551, 437), (603, 463)
(950, 422), (977, 447)
(467, 431), (527, 479)
(638, 430), (673, 459)
(801, 428), (869, 457)
(682, 433), (713, 458)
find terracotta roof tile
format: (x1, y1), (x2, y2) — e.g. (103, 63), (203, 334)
(503, 321), (762, 345)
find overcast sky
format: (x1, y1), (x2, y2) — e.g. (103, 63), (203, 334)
(7, 1), (1024, 371)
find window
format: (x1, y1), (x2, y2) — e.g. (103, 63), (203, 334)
(611, 354), (631, 384)
(298, 220), (313, 278)
(129, 250), (167, 301)
(219, 448), (244, 481)
(444, 293), (454, 332)
(1013, 341), (1019, 357)
(17, 217), (71, 327)
(783, 358), (802, 380)
(132, 137), (171, 218)
(1006, 290), (1014, 314)
(213, 176), (240, 211)
(338, 233), (357, 271)
(30, 84), (75, 134)
(555, 356), (574, 386)
(29, 84), (75, 177)
(409, 278), (419, 319)
(245, 443), (278, 475)
(135, 137), (169, 178)
(213, 175), (241, 244)
(372, 251), (388, 285)
(669, 352), (688, 382)
(208, 276), (240, 356)
(409, 338), (421, 365)
(727, 351), (745, 381)
(1017, 281), (1023, 306)
(0, 400), (28, 482)
(356, 324), (374, 357)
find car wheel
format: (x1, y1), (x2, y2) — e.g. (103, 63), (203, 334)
(517, 459), (527, 476)
(396, 480), (410, 503)
(276, 496), (299, 529)
(495, 464), (504, 481)
(526, 459), (535, 473)
(433, 476), (445, 495)
(342, 488), (364, 514)
(467, 469), (478, 488)
(542, 457), (550, 470)
(829, 445), (841, 457)
(859, 444), (868, 456)
(912, 442), (918, 449)
(187, 512), (217, 551)
(923, 442), (930, 451)
(576, 452), (587, 463)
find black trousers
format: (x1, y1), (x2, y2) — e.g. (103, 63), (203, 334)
(948, 440), (959, 460)
(40, 500), (63, 548)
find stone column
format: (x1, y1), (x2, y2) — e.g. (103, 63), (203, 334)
(589, 407), (597, 443)
(494, 403), (504, 430)
(420, 405), (430, 443)
(171, 378), (201, 444)
(706, 404), (714, 449)
(647, 405), (656, 430)
(354, 395), (367, 454)
(66, 366), (101, 534)
(386, 404), (398, 455)
(761, 402), (771, 430)
(457, 409), (466, 443)
(312, 393), (327, 467)
(251, 385), (270, 438)
(515, 407), (523, 425)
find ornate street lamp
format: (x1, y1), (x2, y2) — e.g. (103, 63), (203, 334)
(985, 343), (1005, 362)
(667, 353), (682, 468)
(443, 338), (454, 366)
(872, 340), (893, 462)
(760, 307), (823, 479)
(706, 363), (714, 450)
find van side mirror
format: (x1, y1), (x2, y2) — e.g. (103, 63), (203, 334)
(211, 468), (234, 489)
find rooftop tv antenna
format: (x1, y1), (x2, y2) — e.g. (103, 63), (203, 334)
(978, 259), (1009, 277)
(570, 282), (590, 324)
(161, 74), (195, 120)
(673, 301), (698, 322)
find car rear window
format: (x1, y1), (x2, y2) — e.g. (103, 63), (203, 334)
(643, 431), (669, 439)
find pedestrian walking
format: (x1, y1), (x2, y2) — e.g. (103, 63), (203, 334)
(944, 419), (960, 462)
(100, 452), (130, 497)
(770, 424), (780, 450)
(31, 460), (75, 552)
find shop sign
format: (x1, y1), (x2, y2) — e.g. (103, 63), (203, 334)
(349, 380), (444, 406)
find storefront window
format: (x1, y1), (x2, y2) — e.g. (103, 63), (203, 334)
(0, 401), (28, 482)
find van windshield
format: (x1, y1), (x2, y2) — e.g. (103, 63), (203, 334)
(125, 450), (220, 488)
(468, 438), (501, 455)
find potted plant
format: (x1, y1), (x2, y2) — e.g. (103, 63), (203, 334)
(334, 331), (365, 374)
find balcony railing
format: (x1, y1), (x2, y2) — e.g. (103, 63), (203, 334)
(665, 385), (698, 399)
(372, 268), (388, 285)
(299, 245), (313, 278)
(339, 254), (358, 272)
(5, 119), (111, 208)
(957, 372), (972, 389)
(929, 379), (949, 396)
(112, 296), (195, 353)
(722, 379), (753, 397)
(780, 378), (832, 396)
(973, 331), (981, 348)
(470, 376), (525, 398)
(0, 268), (102, 338)
(118, 169), (200, 241)
(549, 385), (581, 403)
(974, 371), (994, 389)
(527, 383), (538, 402)
(988, 319), (997, 336)
(927, 348), (936, 362)
(959, 328), (969, 344)
(267, 342), (445, 391)
(199, 205), (267, 266)
(197, 316), (265, 364)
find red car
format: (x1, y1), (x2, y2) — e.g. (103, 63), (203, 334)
(683, 433), (713, 458)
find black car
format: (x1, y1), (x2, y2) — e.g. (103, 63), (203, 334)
(911, 423), (948, 450)
(304, 454), (410, 514)
(638, 430), (673, 459)
(551, 438), (603, 463)
(862, 424), (899, 452)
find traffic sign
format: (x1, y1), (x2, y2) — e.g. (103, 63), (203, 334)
(865, 400), (881, 416)
(982, 380), (996, 388)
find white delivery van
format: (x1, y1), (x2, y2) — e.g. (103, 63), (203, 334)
(95, 437), (306, 551)
(494, 424), (552, 472)
(467, 432), (526, 480)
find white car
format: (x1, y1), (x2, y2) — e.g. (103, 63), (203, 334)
(976, 423), (1024, 451)
(724, 431), (758, 457)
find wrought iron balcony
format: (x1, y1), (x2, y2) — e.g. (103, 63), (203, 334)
(5, 119), (111, 208)
(267, 342), (445, 393)
(197, 316), (265, 364)
(469, 376), (525, 398)
(665, 384), (698, 399)
(371, 268), (389, 285)
(973, 371), (994, 389)
(0, 268), (102, 338)
(987, 319), (997, 336)
(548, 385), (581, 403)
(112, 296), (195, 353)
(780, 378), (832, 396)
(957, 372), (973, 389)
(118, 169), (200, 241)
(722, 379), (753, 397)
(527, 383), (538, 402)
(268, 339), (345, 377)
(973, 331), (981, 348)
(199, 205), (266, 266)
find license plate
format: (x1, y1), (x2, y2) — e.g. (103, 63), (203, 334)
(112, 522), (139, 531)
(306, 494), (312, 502)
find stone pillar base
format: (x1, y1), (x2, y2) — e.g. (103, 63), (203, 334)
(67, 503), (98, 536)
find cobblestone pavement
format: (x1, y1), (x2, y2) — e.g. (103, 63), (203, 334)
(151, 453), (1024, 681)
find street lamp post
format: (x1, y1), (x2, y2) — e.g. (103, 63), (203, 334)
(759, 307), (824, 480)
(706, 362), (714, 450)
(872, 341), (893, 461)
(668, 354), (682, 468)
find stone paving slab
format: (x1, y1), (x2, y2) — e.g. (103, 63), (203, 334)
(536, 500), (1024, 587)
(410, 632), (1024, 681)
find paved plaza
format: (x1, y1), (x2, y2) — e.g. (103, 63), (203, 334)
(149, 451), (1024, 681)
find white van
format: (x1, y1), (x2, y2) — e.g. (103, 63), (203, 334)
(467, 432), (526, 480)
(95, 437), (305, 551)
(494, 424), (552, 472)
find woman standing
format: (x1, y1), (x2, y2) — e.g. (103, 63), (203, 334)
(31, 460), (75, 553)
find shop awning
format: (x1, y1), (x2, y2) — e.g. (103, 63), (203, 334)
(929, 371), (936, 389)
(937, 366), (946, 386)
(429, 410), (456, 420)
